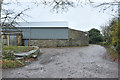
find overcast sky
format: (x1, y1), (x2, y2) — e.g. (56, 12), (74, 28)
(3, 0), (118, 31)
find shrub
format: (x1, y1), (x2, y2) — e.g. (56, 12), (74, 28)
(99, 42), (107, 46)
(2, 59), (24, 69)
(2, 50), (15, 60)
(116, 42), (120, 54)
(88, 28), (103, 44)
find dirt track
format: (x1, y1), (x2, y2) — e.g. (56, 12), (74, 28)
(2, 45), (118, 78)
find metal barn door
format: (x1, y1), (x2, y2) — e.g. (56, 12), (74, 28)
(24, 40), (29, 46)
(9, 35), (17, 46)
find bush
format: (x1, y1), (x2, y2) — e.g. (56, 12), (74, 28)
(2, 59), (24, 69)
(88, 28), (103, 44)
(116, 42), (120, 54)
(2, 50), (15, 60)
(99, 42), (108, 46)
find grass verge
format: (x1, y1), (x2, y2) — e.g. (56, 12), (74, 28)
(104, 46), (120, 62)
(3, 46), (36, 53)
(41, 45), (89, 48)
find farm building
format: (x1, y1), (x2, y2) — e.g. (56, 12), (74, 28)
(1, 22), (89, 47)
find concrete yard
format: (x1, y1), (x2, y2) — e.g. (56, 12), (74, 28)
(2, 45), (118, 78)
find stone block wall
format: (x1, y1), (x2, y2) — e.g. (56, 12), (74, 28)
(68, 29), (89, 46)
(25, 29), (89, 47)
(29, 39), (69, 47)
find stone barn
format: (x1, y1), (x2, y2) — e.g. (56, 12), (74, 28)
(2, 22), (89, 47)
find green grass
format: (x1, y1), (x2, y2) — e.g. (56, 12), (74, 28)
(3, 46), (36, 53)
(2, 59), (24, 69)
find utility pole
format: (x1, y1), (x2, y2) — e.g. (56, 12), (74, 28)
(0, 0), (2, 79)
(0, 0), (2, 57)
(0, 0), (2, 52)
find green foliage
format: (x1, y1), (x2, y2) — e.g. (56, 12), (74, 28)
(101, 17), (120, 54)
(101, 25), (112, 44)
(99, 42), (107, 46)
(88, 28), (103, 44)
(110, 18), (119, 46)
(2, 59), (24, 69)
(110, 18), (120, 54)
(2, 46), (37, 69)
(116, 42), (120, 54)
(2, 50), (15, 60)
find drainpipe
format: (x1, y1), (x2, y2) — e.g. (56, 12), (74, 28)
(29, 27), (30, 46)
(29, 26), (31, 46)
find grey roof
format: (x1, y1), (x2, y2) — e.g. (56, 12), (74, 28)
(2, 22), (69, 39)
(15, 21), (68, 27)
(21, 28), (68, 39)
(2, 27), (68, 39)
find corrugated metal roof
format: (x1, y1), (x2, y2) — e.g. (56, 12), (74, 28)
(15, 22), (68, 27)
(17, 27), (68, 29)
(22, 28), (68, 39)
(2, 27), (69, 39)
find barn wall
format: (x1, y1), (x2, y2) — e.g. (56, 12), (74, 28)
(26, 29), (89, 47)
(29, 39), (69, 47)
(68, 29), (89, 46)
(21, 27), (68, 39)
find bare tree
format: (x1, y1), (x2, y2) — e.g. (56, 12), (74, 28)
(1, 8), (30, 28)
(1, 0), (31, 28)
(1, 0), (120, 26)
(40, 0), (77, 13)
(88, 0), (119, 13)
(0, 0), (80, 28)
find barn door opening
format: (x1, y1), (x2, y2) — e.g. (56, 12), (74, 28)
(9, 35), (17, 46)
(24, 40), (29, 46)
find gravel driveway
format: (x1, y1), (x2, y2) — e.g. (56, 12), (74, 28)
(2, 45), (118, 78)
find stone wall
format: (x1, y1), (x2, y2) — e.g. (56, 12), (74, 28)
(68, 29), (89, 46)
(25, 29), (89, 47)
(29, 39), (69, 47)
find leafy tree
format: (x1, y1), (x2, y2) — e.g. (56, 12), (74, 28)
(88, 28), (103, 44)
(101, 19), (114, 44)
(110, 18), (118, 46)
(101, 16), (120, 54)
(101, 25), (111, 44)
(110, 17), (120, 54)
